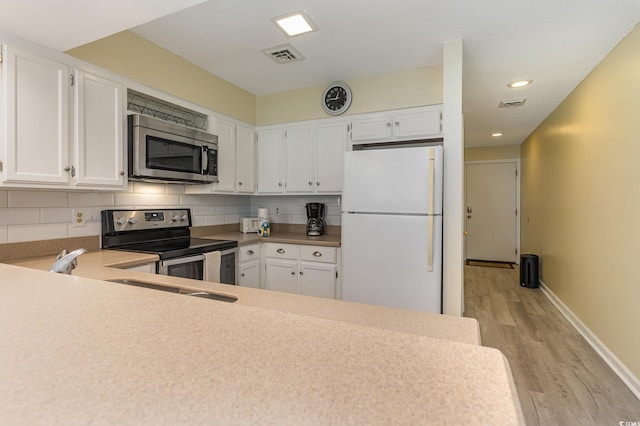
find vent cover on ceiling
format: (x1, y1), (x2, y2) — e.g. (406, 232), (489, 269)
(262, 44), (305, 64)
(499, 99), (527, 108)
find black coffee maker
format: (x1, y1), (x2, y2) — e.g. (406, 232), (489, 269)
(306, 203), (326, 236)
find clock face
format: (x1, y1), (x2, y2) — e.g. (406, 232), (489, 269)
(322, 83), (352, 115)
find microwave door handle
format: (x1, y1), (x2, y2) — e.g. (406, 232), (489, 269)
(201, 146), (209, 174)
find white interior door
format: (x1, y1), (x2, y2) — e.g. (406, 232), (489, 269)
(465, 161), (518, 262)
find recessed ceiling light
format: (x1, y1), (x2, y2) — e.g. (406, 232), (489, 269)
(492, 132), (503, 137)
(272, 11), (318, 37)
(508, 80), (532, 88)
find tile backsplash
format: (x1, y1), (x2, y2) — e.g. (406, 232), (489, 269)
(0, 183), (341, 243)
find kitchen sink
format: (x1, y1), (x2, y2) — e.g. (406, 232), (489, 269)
(106, 278), (237, 303)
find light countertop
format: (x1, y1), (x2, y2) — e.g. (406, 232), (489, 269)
(2, 250), (525, 424)
(206, 231), (342, 247)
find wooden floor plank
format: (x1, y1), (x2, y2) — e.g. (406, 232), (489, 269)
(464, 264), (640, 424)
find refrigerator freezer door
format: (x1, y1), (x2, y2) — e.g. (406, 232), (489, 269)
(341, 213), (442, 313)
(342, 146), (443, 215)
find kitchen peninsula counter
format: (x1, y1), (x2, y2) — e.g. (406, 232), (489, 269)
(3, 252), (524, 424)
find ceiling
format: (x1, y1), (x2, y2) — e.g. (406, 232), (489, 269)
(2, 1), (639, 148)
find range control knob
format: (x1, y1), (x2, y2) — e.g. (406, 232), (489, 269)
(181, 215), (188, 222)
(171, 215), (181, 222)
(115, 217), (126, 225)
(128, 217), (138, 225)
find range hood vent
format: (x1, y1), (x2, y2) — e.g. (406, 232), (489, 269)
(499, 99), (527, 108)
(262, 44), (305, 64)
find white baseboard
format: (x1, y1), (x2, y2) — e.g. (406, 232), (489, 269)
(539, 280), (640, 400)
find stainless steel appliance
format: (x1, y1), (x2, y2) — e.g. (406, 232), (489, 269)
(306, 202), (326, 236)
(101, 209), (238, 284)
(128, 114), (219, 184)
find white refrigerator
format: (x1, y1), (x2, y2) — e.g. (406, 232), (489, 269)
(341, 145), (443, 313)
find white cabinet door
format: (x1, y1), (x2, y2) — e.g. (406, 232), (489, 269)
(315, 122), (346, 193)
(239, 259), (261, 288)
(2, 44), (70, 184)
(73, 69), (125, 188)
(285, 125), (314, 193)
(257, 128), (284, 193)
(236, 124), (255, 193)
(214, 118), (236, 192)
(265, 258), (298, 294)
(350, 115), (392, 143)
(393, 108), (441, 140)
(299, 262), (336, 299)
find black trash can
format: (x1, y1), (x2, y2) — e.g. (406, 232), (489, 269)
(520, 254), (539, 288)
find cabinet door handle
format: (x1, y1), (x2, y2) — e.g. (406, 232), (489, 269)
(247, 249), (254, 255)
(241, 273), (245, 277)
(395, 121), (399, 126)
(239, 181), (243, 186)
(291, 271), (295, 275)
(313, 251), (322, 257)
(64, 166), (71, 172)
(386, 122), (391, 127)
(308, 181), (312, 186)
(299, 271), (304, 275)
(316, 181), (320, 186)
(120, 171), (125, 176)
(277, 248), (285, 254)
(278, 182), (283, 187)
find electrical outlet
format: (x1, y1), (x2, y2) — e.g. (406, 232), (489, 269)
(274, 207), (280, 215)
(72, 209), (87, 227)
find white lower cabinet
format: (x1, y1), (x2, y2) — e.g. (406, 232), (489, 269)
(264, 243), (337, 299)
(299, 262), (337, 299)
(265, 258), (298, 293)
(238, 243), (261, 288)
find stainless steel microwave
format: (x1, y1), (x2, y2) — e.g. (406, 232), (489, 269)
(127, 114), (218, 184)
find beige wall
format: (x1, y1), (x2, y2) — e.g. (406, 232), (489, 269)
(66, 31), (256, 124)
(521, 24), (640, 379)
(256, 66), (443, 125)
(464, 145), (520, 161)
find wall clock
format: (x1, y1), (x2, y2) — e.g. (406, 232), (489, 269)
(322, 82), (352, 116)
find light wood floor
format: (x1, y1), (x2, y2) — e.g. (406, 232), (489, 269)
(464, 265), (640, 425)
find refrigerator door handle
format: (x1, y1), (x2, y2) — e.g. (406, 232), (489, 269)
(427, 149), (435, 272)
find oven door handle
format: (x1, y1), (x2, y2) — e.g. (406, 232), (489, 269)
(160, 254), (205, 268)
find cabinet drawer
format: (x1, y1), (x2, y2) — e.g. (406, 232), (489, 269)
(264, 243), (298, 260)
(299, 245), (337, 263)
(239, 243), (260, 262)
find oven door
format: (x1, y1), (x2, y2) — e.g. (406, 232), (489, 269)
(158, 254), (205, 280)
(218, 248), (239, 285)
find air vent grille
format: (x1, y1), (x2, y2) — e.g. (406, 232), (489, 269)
(262, 44), (305, 64)
(499, 99), (527, 108)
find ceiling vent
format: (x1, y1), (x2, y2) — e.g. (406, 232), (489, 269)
(499, 99), (527, 108)
(262, 44), (305, 64)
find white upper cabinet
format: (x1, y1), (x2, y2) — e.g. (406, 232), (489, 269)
(213, 117), (237, 192)
(73, 69), (125, 188)
(1, 44), (70, 184)
(350, 105), (442, 144)
(285, 125), (314, 193)
(235, 124), (255, 193)
(315, 122), (347, 193)
(1, 42), (126, 190)
(257, 121), (346, 195)
(256, 128), (285, 193)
